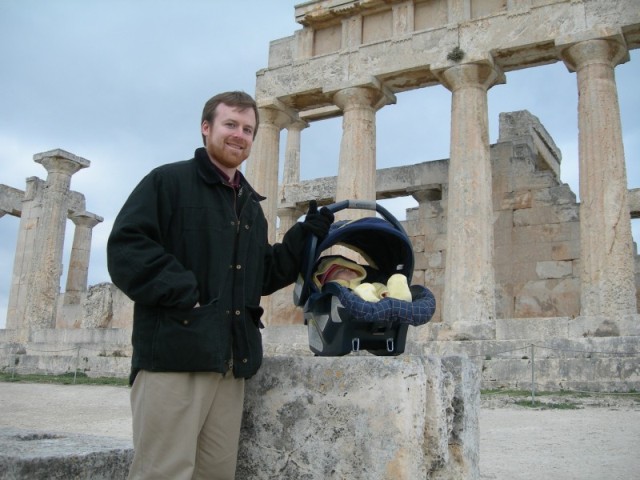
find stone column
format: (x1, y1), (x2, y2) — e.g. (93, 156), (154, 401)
(276, 120), (308, 241)
(245, 102), (295, 243)
(245, 102), (297, 325)
(283, 120), (307, 186)
(437, 62), (501, 338)
(332, 85), (394, 221)
(560, 37), (636, 318)
(6, 177), (44, 331)
(24, 150), (89, 331)
(64, 212), (103, 305)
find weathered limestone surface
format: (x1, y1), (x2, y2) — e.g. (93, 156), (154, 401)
(238, 354), (479, 480)
(0, 428), (132, 480)
(438, 62), (500, 337)
(257, 0), (640, 107)
(560, 36), (637, 318)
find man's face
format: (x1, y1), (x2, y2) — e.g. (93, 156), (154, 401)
(201, 102), (256, 171)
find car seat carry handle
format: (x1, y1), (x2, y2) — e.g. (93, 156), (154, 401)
(326, 200), (408, 237)
(327, 199), (377, 213)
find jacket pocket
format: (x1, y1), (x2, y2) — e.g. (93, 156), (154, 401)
(247, 304), (265, 329)
(151, 302), (230, 371)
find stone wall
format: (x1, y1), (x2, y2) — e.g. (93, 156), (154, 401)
(272, 109), (639, 328)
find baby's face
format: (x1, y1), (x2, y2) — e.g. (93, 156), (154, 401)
(325, 267), (361, 283)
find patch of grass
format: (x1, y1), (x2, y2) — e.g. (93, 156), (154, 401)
(514, 399), (580, 410)
(482, 389), (531, 397)
(481, 389), (593, 398)
(0, 372), (128, 386)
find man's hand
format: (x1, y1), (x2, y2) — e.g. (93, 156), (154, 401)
(302, 200), (334, 240)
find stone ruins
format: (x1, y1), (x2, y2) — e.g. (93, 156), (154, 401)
(1, 1), (639, 478)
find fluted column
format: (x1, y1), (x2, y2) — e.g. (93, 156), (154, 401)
(24, 150), (89, 330)
(64, 212), (103, 305)
(245, 103), (295, 243)
(560, 37), (636, 318)
(333, 85), (394, 221)
(437, 62), (501, 336)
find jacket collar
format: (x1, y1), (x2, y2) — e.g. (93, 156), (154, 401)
(194, 147), (266, 202)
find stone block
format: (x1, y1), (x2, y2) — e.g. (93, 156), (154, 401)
(512, 170), (557, 190)
(551, 242), (580, 261)
(512, 223), (567, 245)
(532, 184), (577, 207)
(500, 190), (532, 210)
(496, 317), (570, 341)
(237, 355), (480, 480)
(514, 278), (580, 318)
(569, 314), (640, 338)
(513, 205), (578, 227)
(536, 260), (573, 279)
(0, 428), (132, 480)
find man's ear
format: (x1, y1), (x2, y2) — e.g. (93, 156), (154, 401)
(201, 120), (210, 137)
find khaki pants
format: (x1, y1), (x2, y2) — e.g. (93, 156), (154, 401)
(127, 370), (245, 480)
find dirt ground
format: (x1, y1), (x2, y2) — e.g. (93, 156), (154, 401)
(479, 393), (640, 480)
(1, 383), (639, 479)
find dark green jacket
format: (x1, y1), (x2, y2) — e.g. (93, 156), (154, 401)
(107, 148), (307, 381)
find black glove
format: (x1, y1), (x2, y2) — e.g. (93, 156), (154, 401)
(302, 200), (334, 239)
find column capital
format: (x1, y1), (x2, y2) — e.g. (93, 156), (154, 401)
(287, 119), (310, 132)
(411, 187), (443, 203)
(34, 149), (90, 176)
(257, 98), (301, 130)
(332, 82), (396, 112)
(69, 211), (103, 228)
(559, 35), (629, 73)
(434, 60), (505, 93)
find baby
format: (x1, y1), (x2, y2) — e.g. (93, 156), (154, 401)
(314, 256), (412, 303)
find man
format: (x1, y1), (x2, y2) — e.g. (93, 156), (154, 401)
(107, 91), (333, 480)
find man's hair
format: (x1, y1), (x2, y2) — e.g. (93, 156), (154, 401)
(201, 91), (260, 145)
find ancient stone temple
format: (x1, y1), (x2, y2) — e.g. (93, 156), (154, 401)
(249, 0), (640, 341)
(0, 150), (104, 342)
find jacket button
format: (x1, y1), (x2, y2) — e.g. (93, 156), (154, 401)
(235, 310), (241, 316)
(236, 264), (242, 270)
(244, 224), (250, 230)
(242, 358), (248, 363)
(182, 320), (189, 325)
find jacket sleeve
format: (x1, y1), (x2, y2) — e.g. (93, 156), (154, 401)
(261, 222), (308, 296)
(107, 171), (199, 309)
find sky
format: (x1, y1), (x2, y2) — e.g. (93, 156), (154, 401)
(0, 0), (638, 329)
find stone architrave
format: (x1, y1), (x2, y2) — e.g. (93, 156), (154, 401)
(437, 62), (501, 337)
(24, 150), (89, 331)
(560, 35), (637, 318)
(64, 212), (103, 305)
(332, 85), (395, 221)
